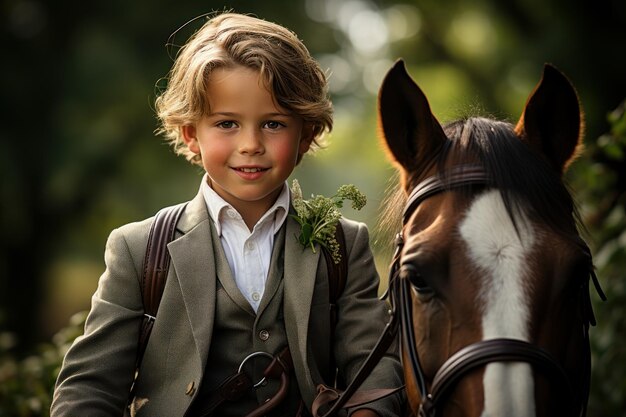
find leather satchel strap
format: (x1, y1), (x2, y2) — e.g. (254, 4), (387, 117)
(128, 203), (187, 402)
(322, 222), (348, 384)
(141, 202), (187, 317)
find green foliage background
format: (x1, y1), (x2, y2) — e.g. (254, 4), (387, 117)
(1, 0), (625, 415)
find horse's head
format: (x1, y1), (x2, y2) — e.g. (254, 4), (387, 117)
(379, 60), (601, 417)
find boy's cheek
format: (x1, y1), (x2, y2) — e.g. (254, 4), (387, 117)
(270, 140), (302, 163)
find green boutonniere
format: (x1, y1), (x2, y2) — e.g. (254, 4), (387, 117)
(290, 179), (367, 264)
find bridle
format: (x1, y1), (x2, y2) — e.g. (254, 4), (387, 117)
(312, 163), (604, 417)
(386, 164), (604, 417)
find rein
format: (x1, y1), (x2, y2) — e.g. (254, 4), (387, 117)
(389, 164), (603, 417)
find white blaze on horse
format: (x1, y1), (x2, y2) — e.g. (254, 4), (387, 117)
(379, 60), (604, 417)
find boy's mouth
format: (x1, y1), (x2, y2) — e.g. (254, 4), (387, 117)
(235, 167), (268, 173)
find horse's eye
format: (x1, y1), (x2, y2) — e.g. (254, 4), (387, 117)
(400, 264), (433, 295)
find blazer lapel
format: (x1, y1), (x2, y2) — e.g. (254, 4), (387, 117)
(167, 191), (216, 370)
(256, 225), (286, 317)
(283, 213), (321, 405)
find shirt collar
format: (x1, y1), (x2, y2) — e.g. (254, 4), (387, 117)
(200, 174), (290, 236)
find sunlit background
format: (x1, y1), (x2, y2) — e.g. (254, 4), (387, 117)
(2, 0), (625, 415)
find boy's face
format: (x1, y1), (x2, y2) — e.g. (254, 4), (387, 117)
(182, 66), (312, 218)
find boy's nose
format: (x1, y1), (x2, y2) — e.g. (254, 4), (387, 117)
(238, 129), (265, 154)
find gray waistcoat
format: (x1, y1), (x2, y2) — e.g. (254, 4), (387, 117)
(188, 223), (302, 417)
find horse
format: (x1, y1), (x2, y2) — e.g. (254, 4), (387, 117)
(377, 60), (605, 417)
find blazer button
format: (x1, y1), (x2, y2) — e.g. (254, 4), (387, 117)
(185, 381), (196, 396)
(259, 329), (270, 341)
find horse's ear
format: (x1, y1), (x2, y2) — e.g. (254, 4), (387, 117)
(515, 64), (583, 174)
(378, 59), (447, 186)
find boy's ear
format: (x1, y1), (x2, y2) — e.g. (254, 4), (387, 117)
(298, 124), (314, 155)
(296, 124), (315, 165)
(181, 125), (200, 154)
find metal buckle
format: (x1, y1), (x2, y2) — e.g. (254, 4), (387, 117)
(238, 351), (273, 388)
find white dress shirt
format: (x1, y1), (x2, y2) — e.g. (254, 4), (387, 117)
(200, 176), (290, 312)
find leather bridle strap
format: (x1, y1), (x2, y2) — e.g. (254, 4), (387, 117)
(403, 165), (491, 223)
(421, 338), (574, 416)
(393, 165), (492, 403)
(396, 262), (427, 400)
(312, 311), (402, 417)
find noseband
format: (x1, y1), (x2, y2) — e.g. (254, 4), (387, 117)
(387, 164), (593, 417)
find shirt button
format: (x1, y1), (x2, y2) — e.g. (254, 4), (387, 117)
(259, 329), (270, 341)
(227, 209), (237, 218)
(251, 292), (260, 301)
(246, 241), (255, 250)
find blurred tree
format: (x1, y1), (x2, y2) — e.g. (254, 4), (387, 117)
(577, 102), (626, 416)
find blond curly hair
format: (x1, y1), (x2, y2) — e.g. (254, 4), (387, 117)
(155, 12), (333, 166)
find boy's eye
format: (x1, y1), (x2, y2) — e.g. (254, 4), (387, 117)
(264, 121), (285, 129)
(217, 121), (237, 129)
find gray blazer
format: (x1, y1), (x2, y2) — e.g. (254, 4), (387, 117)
(51, 189), (403, 417)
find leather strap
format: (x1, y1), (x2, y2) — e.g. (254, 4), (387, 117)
(128, 203), (187, 402)
(426, 338), (573, 414)
(323, 223), (348, 385)
(403, 165), (490, 224)
(195, 371), (253, 416)
(243, 372), (289, 417)
(246, 347), (294, 416)
(312, 309), (401, 417)
(313, 385), (403, 415)
(196, 346), (294, 417)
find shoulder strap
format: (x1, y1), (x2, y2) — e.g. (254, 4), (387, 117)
(324, 221), (348, 318)
(321, 222), (348, 387)
(140, 202), (187, 320)
(129, 203), (186, 398)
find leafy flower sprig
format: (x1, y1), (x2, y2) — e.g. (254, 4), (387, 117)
(290, 179), (367, 264)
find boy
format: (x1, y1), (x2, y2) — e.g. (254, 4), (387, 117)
(51, 12), (403, 417)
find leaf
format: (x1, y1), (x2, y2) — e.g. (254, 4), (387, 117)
(299, 223), (313, 245)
